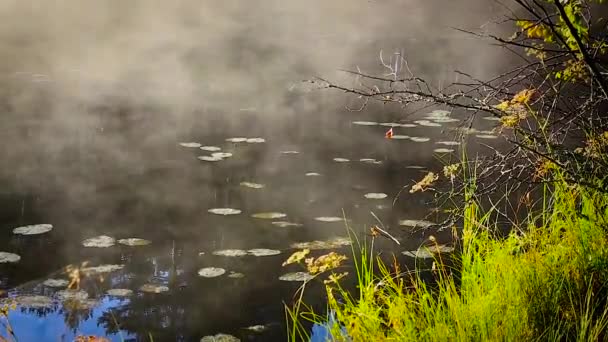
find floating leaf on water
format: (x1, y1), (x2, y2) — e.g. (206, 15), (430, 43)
(198, 267), (226, 278)
(82, 235), (115, 248)
(379, 122), (401, 127)
(281, 150), (299, 154)
(414, 120), (441, 127)
(118, 238), (151, 246)
(333, 158), (350, 162)
(427, 109), (451, 118)
(279, 272), (314, 282)
(406, 165), (426, 169)
(402, 245), (455, 258)
(436, 141), (461, 146)
(0, 252), (21, 263)
(43, 279), (69, 288)
(410, 137), (431, 142)
(290, 237), (351, 250)
(245, 325), (268, 333)
(432, 117), (459, 123)
(81, 264), (125, 275)
(212, 152), (233, 159)
(140, 284), (169, 294)
(13, 224), (53, 235)
(271, 221), (303, 228)
(179, 142), (202, 148)
(246, 138), (265, 143)
(247, 249), (281, 256)
(359, 158), (382, 164)
(305, 172), (321, 176)
(482, 116), (501, 121)
(226, 137), (247, 143)
(391, 134), (410, 140)
(12, 295), (53, 308)
(212, 249), (248, 257)
(208, 208), (242, 215)
(228, 272), (245, 279)
(56, 290), (89, 301)
(198, 156), (224, 162)
(364, 193), (388, 199)
(434, 148), (454, 153)
(240, 182), (265, 189)
(399, 219), (434, 228)
(476, 134), (498, 139)
(200, 334), (241, 342)
(352, 121), (378, 126)
(399, 123), (417, 128)
(106, 289), (133, 297)
(200, 146), (222, 152)
(314, 216), (343, 222)
(252, 212), (287, 219)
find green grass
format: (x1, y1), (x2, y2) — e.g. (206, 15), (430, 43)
(286, 172), (608, 341)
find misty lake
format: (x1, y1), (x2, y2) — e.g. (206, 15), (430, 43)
(0, 1), (504, 341)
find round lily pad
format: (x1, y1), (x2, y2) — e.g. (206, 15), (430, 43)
(352, 121), (378, 126)
(212, 152), (233, 159)
(12, 295), (53, 308)
(0, 252), (21, 263)
(251, 212), (287, 219)
(271, 221), (302, 228)
(406, 165), (426, 169)
(200, 146), (222, 152)
(240, 182), (264, 189)
(359, 158), (382, 164)
(140, 284), (169, 294)
(198, 156), (224, 162)
(436, 141), (460, 146)
(391, 135), (410, 140)
(476, 134), (498, 139)
(410, 137), (431, 142)
(402, 245), (455, 258)
(314, 216), (343, 222)
(398, 219), (434, 228)
(228, 272), (245, 279)
(246, 138), (265, 143)
(212, 249), (248, 257)
(333, 158), (350, 163)
(290, 237), (351, 250)
(118, 238), (151, 246)
(434, 148), (454, 153)
(226, 137), (247, 143)
(200, 334), (240, 342)
(281, 150), (300, 154)
(305, 172), (321, 176)
(379, 122), (401, 127)
(432, 117), (459, 123)
(82, 235), (115, 248)
(482, 116), (501, 121)
(279, 272), (314, 282)
(43, 279), (69, 288)
(415, 120), (441, 127)
(198, 267), (226, 278)
(82, 264), (125, 275)
(364, 193), (388, 199)
(247, 249), (281, 256)
(179, 142), (201, 148)
(107, 289), (133, 297)
(245, 325), (268, 333)
(56, 290), (89, 301)
(208, 208), (241, 215)
(399, 123), (417, 128)
(13, 224), (53, 235)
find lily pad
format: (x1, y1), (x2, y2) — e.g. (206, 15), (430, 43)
(179, 142), (201, 148)
(56, 290), (89, 301)
(360, 158), (382, 164)
(290, 237), (351, 250)
(200, 146), (222, 152)
(364, 193), (388, 199)
(200, 334), (240, 342)
(402, 245), (455, 258)
(106, 289), (133, 297)
(251, 212), (287, 219)
(198, 267), (226, 278)
(13, 224), (53, 235)
(82, 235), (115, 248)
(240, 182), (265, 189)
(140, 284), (169, 294)
(82, 264), (125, 275)
(415, 120), (441, 127)
(476, 134), (498, 139)
(305, 172), (321, 176)
(271, 221), (303, 228)
(399, 219), (434, 229)
(246, 138), (265, 143)
(281, 150), (300, 154)
(398, 123), (417, 128)
(212, 249), (248, 257)
(432, 117), (459, 123)
(333, 158), (350, 163)
(436, 141), (461, 146)
(245, 324), (268, 333)
(198, 156), (224, 162)
(226, 137), (247, 143)
(410, 137), (431, 142)
(279, 272), (314, 282)
(43, 279), (69, 288)
(0, 252), (21, 263)
(352, 121), (378, 126)
(406, 165), (426, 169)
(228, 272), (245, 279)
(314, 216), (343, 222)
(212, 152), (233, 159)
(247, 249), (281, 256)
(118, 238), (151, 246)
(12, 295), (53, 308)
(391, 134), (410, 140)
(208, 208), (242, 215)
(379, 122), (402, 127)
(434, 148), (454, 153)
(482, 116), (501, 121)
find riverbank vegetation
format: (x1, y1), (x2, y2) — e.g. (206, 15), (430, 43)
(286, 0), (608, 340)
